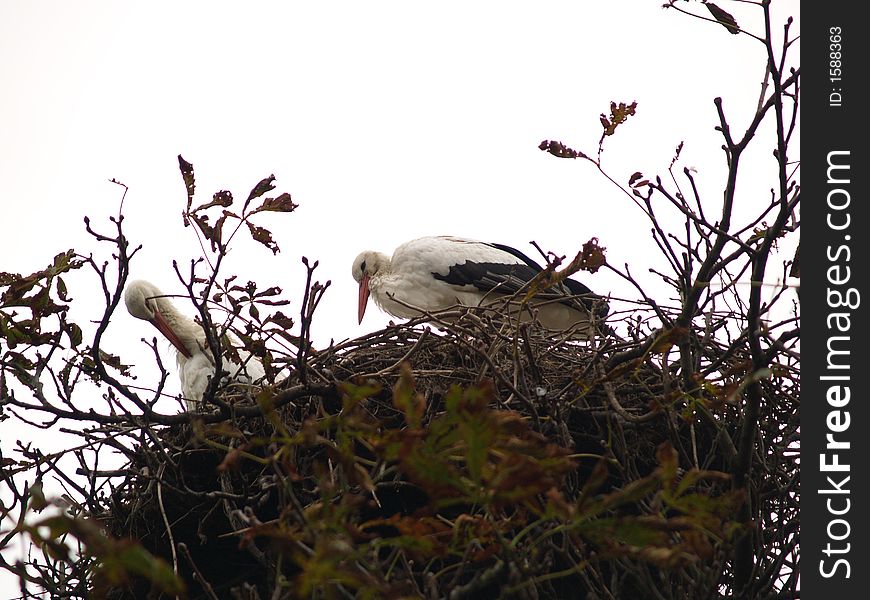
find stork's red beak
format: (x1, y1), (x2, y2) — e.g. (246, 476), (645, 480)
(150, 309), (193, 358)
(358, 274), (370, 324)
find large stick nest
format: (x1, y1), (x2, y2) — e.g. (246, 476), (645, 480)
(97, 308), (798, 599)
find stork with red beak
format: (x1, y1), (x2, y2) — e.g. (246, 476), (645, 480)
(124, 280), (265, 410)
(351, 236), (607, 336)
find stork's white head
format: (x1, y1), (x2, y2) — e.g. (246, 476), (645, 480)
(351, 251), (390, 324)
(124, 279), (193, 358)
(124, 280), (163, 321)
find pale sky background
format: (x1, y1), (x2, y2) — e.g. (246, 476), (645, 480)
(0, 1), (799, 594)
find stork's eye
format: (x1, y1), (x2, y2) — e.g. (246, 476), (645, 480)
(360, 260), (367, 273)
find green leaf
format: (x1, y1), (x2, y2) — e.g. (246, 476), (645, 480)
(340, 381), (382, 411)
(56, 276), (69, 301)
(29, 481), (48, 511)
(577, 459), (609, 508)
(461, 413), (491, 483)
(582, 516), (670, 549)
(52, 249), (80, 274)
(82, 535), (188, 597)
(393, 364), (423, 429)
(66, 322), (83, 348)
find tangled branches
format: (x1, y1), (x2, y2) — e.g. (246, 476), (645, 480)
(1, 278), (798, 599)
(15, 306), (796, 599)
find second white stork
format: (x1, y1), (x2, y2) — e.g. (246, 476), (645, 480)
(351, 236), (608, 337)
(124, 280), (265, 410)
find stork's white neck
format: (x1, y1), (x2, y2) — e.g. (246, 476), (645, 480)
(153, 296), (204, 356)
(125, 280), (205, 357)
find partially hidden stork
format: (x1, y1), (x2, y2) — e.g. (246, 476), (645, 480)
(124, 279), (265, 410)
(352, 236), (608, 337)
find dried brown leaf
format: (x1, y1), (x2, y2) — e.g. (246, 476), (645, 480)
(256, 192), (298, 214)
(705, 2), (740, 34)
(246, 222), (280, 254)
(178, 154), (195, 212)
(538, 139), (586, 159)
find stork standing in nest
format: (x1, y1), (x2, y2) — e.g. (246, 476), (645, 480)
(124, 279), (265, 410)
(352, 236), (608, 337)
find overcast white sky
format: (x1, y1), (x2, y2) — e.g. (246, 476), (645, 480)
(1, 1), (798, 593)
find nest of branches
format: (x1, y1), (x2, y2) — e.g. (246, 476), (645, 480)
(93, 302), (798, 600)
(2, 6), (800, 595)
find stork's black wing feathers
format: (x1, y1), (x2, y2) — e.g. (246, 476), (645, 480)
(490, 242), (597, 297)
(487, 242), (547, 271)
(431, 242), (607, 314)
(431, 259), (538, 294)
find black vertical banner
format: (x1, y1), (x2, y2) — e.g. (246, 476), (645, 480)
(802, 2), (869, 597)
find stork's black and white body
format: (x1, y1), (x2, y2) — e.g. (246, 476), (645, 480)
(124, 280), (265, 410)
(352, 236), (607, 336)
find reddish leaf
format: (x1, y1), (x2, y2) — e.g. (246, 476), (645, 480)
(218, 447), (244, 472)
(628, 172), (650, 188)
(649, 326), (689, 353)
(669, 141), (685, 169)
(193, 189), (234, 212)
(255, 286), (282, 298)
(573, 238), (607, 274)
(191, 214), (223, 251)
(656, 442), (679, 485)
(538, 139), (586, 159)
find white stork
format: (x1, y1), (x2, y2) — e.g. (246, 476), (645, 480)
(351, 236), (607, 336)
(124, 280), (265, 410)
